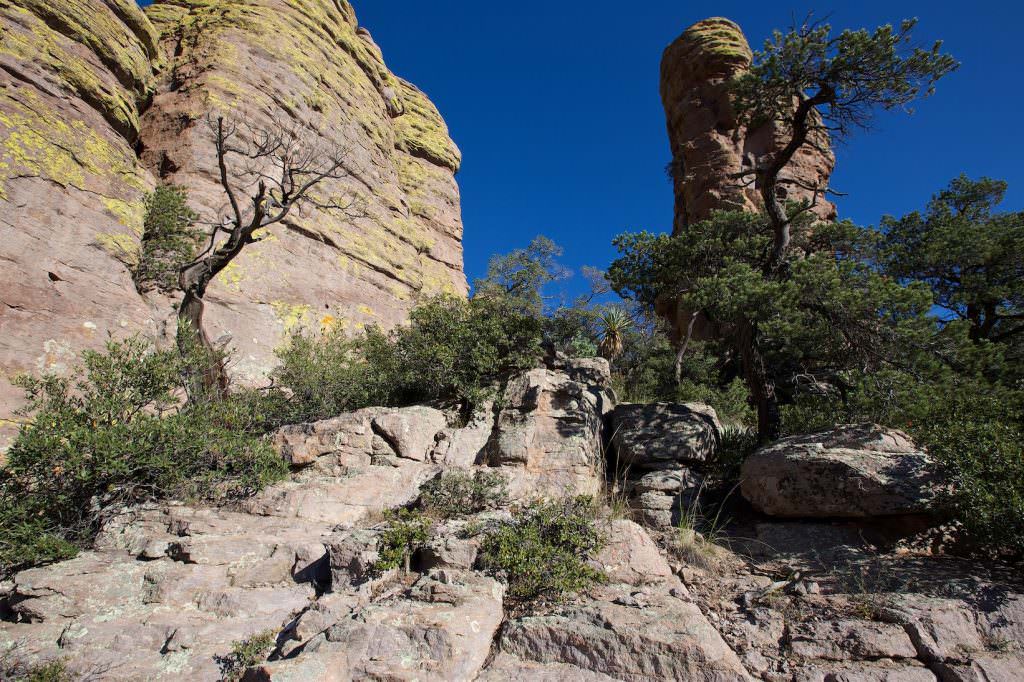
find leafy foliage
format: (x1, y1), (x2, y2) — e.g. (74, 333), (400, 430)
(0, 337), (287, 577)
(274, 294), (543, 423)
(609, 211), (932, 439)
(373, 509), (431, 574)
(479, 497), (605, 601)
(217, 630), (277, 681)
(420, 470), (509, 519)
(732, 18), (957, 139)
(474, 236), (569, 315)
(133, 185), (201, 293)
(879, 175), (1024, 345)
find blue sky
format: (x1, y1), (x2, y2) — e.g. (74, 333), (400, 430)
(353, 1), (1022, 299)
(138, 1), (1023, 299)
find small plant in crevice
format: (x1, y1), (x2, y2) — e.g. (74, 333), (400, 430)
(216, 629), (277, 681)
(670, 482), (736, 571)
(133, 185), (202, 294)
(372, 509), (431, 575)
(419, 469), (509, 519)
(478, 496), (605, 602)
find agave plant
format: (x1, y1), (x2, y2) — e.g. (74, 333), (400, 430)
(597, 308), (631, 360)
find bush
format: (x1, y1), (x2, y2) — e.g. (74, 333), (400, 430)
(0, 337), (287, 577)
(274, 294), (543, 422)
(217, 630), (277, 681)
(479, 497), (605, 601)
(373, 509), (431, 574)
(133, 185), (201, 293)
(420, 470), (509, 519)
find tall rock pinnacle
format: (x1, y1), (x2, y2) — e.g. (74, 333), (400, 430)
(660, 17), (837, 234)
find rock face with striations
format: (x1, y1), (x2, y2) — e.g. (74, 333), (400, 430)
(0, 0), (466, 450)
(660, 17), (837, 232)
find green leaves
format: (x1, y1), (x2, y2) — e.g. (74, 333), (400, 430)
(133, 185), (201, 293)
(0, 337), (286, 577)
(879, 175), (1024, 345)
(732, 18), (958, 139)
(274, 294), (544, 422)
(479, 497), (605, 601)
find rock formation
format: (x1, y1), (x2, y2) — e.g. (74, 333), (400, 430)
(3, 360), (1022, 680)
(0, 0), (466, 450)
(660, 17), (837, 233)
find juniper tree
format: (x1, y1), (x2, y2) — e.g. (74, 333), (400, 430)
(179, 114), (362, 397)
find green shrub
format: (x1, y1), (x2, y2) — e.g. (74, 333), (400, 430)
(274, 294), (543, 423)
(782, 372), (1024, 558)
(217, 630), (277, 681)
(133, 185), (201, 293)
(420, 470), (509, 519)
(0, 337), (287, 577)
(479, 497), (605, 601)
(373, 509), (431, 574)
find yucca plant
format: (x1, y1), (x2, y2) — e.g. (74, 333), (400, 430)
(597, 308), (631, 360)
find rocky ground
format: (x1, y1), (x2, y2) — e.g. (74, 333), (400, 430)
(1, 358), (1021, 680)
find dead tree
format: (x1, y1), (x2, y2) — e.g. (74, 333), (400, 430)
(178, 114), (362, 397)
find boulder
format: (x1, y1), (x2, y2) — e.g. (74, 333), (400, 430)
(496, 592), (751, 681)
(625, 466), (704, 528)
(489, 361), (614, 499)
(612, 402), (722, 470)
(593, 519), (679, 588)
(741, 425), (941, 518)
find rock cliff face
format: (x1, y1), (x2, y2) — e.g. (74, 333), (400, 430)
(660, 17), (837, 232)
(0, 0), (466, 449)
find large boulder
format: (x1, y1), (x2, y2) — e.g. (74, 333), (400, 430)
(488, 359), (615, 499)
(740, 425), (942, 518)
(612, 402), (722, 470)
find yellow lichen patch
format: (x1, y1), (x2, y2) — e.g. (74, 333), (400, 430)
(0, 88), (146, 197)
(9, 0), (156, 98)
(95, 232), (140, 266)
(0, 3), (141, 136)
(103, 197), (145, 235)
(319, 314), (338, 330)
(357, 304), (373, 317)
(394, 81), (461, 172)
(271, 301), (311, 332)
(217, 260), (246, 292)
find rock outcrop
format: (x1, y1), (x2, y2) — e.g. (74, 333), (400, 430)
(2, 368), (1022, 680)
(660, 17), (837, 232)
(611, 403), (722, 527)
(0, 0), (466, 450)
(741, 424), (942, 518)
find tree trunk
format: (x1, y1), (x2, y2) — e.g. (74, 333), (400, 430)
(177, 265), (228, 400)
(737, 320), (780, 443)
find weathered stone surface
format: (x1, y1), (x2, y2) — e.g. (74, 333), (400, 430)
(741, 425), (941, 518)
(612, 402), (721, 469)
(488, 360), (614, 499)
(0, 0), (160, 450)
(306, 570), (505, 681)
(625, 465), (705, 528)
(658, 17), (836, 343)
(0, 0), (467, 451)
(788, 620), (918, 661)
(372, 406), (448, 462)
(497, 592), (752, 681)
(593, 519), (678, 588)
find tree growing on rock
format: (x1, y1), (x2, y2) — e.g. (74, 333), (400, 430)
(178, 115), (363, 398)
(614, 18), (956, 442)
(730, 17), (958, 273)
